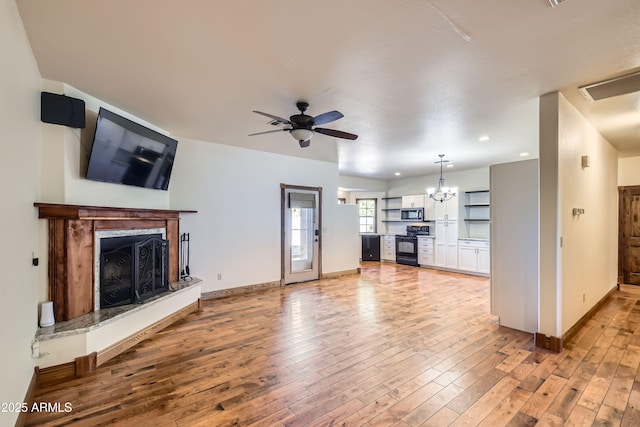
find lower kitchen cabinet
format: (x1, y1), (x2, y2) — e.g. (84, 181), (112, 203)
(381, 234), (396, 261)
(435, 220), (458, 269)
(458, 239), (490, 274)
(417, 236), (434, 266)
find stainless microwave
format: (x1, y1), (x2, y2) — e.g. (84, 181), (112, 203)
(400, 208), (424, 221)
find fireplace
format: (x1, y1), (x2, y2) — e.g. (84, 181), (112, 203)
(35, 203), (196, 322)
(98, 232), (169, 309)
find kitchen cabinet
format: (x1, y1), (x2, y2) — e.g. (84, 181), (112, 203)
(417, 236), (434, 266)
(402, 195), (425, 208)
(458, 239), (490, 274)
(381, 234), (396, 261)
(424, 196), (436, 221)
(435, 220), (458, 269)
(435, 194), (459, 220)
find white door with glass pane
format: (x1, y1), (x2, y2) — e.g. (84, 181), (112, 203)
(283, 188), (320, 284)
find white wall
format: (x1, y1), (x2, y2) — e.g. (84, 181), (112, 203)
(387, 168), (490, 197)
(490, 159), (539, 333)
(539, 92), (618, 338)
(0, 0), (43, 424)
(539, 93), (561, 337)
(618, 156), (640, 186)
(557, 94), (618, 335)
(343, 191), (386, 236)
(39, 82), (171, 209)
(169, 138), (359, 293)
(339, 174), (388, 192)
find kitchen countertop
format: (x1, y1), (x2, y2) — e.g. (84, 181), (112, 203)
(458, 238), (490, 241)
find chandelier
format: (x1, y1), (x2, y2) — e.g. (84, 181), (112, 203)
(427, 154), (458, 203)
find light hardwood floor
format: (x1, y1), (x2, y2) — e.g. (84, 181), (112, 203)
(25, 263), (640, 426)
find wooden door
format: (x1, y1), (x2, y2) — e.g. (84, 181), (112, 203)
(620, 186), (640, 285)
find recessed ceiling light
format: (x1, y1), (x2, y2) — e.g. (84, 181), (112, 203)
(478, 136), (490, 142)
(446, 164), (454, 168)
(520, 152), (530, 157)
(394, 172), (401, 176)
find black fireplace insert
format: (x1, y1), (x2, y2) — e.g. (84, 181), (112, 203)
(100, 234), (169, 308)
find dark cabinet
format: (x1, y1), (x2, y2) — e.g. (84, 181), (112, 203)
(361, 235), (381, 261)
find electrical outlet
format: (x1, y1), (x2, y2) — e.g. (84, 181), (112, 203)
(217, 273), (222, 280)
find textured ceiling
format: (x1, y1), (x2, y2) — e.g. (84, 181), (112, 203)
(16, 0), (640, 179)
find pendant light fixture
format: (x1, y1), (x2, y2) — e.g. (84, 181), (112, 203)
(427, 154), (458, 203)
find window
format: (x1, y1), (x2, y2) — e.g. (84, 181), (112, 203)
(337, 198), (346, 204)
(357, 198), (377, 233)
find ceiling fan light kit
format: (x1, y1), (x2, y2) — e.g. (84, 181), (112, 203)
(290, 128), (313, 142)
(250, 101), (358, 148)
(427, 154), (458, 203)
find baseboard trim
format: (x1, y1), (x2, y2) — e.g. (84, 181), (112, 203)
(201, 281), (282, 300)
(35, 299), (200, 386)
(202, 269), (359, 300)
(535, 283), (618, 353)
(562, 284), (619, 346)
(14, 369), (38, 427)
(534, 333), (563, 352)
(35, 362), (75, 388)
(322, 268), (360, 279)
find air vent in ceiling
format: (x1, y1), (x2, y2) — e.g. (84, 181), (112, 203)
(578, 71), (640, 102)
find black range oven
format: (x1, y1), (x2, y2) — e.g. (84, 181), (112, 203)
(396, 225), (429, 266)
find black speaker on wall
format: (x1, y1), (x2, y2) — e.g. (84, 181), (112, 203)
(40, 91), (86, 128)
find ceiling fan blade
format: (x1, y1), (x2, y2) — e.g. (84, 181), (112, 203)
(313, 110), (344, 126)
(299, 139), (311, 148)
(314, 127), (358, 140)
(252, 110), (292, 125)
(248, 128), (290, 136)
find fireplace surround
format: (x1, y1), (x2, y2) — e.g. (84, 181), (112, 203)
(35, 203), (196, 322)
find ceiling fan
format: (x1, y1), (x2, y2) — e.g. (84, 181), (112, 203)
(249, 101), (358, 148)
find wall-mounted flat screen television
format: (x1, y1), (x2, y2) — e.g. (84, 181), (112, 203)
(86, 107), (178, 191)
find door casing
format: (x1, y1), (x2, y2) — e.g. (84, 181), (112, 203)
(281, 184), (322, 285)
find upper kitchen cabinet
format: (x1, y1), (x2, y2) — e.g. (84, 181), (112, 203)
(424, 196), (436, 221)
(402, 195), (425, 208)
(435, 194), (459, 220)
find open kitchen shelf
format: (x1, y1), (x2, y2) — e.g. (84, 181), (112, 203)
(463, 190), (490, 239)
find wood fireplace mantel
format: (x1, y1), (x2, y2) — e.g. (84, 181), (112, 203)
(35, 203), (196, 322)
